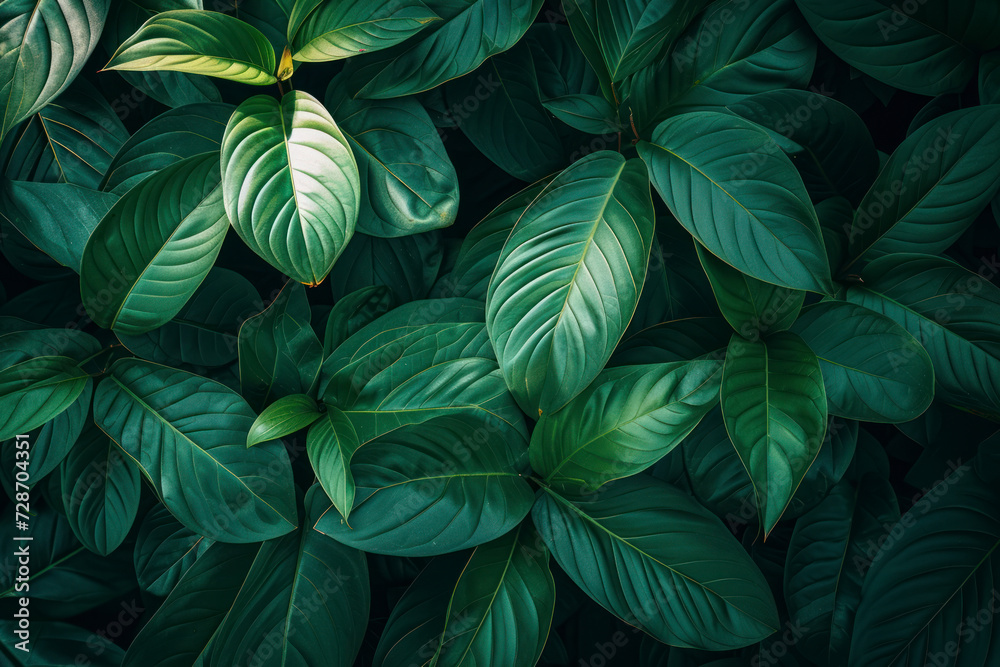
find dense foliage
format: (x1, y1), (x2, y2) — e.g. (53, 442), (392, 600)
(1, 0), (1000, 665)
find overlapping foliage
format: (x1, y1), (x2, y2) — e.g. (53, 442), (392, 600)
(1, 0), (1000, 665)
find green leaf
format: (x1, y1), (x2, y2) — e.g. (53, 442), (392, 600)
(123, 541), (260, 666)
(116, 267), (261, 368)
(320, 299), (527, 452)
(134, 503), (214, 597)
(80, 151), (229, 335)
(849, 464), (1000, 666)
(206, 485), (370, 667)
(720, 331), (828, 536)
(726, 89), (879, 207)
(542, 93), (621, 135)
(0, 180), (118, 272)
(0, 377), (91, 486)
(0, 0), (110, 143)
(374, 522), (555, 666)
(531, 360), (722, 491)
(790, 300), (935, 423)
(844, 253), (1000, 418)
(793, 0), (984, 96)
(60, 423), (140, 556)
(100, 0), (221, 109)
(445, 41), (565, 181)
(560, 0), (614, 101)
(638, 111), (834, 294)
(100, 102), (233, 195)
(307, 405), (360, 522)
(104, 9), (278, 85)
(93, 358), (298, 542)
(328, 231), (443, 302)
(0, 356), (90, 442)
(784, 475), (899, 666)
(625, 0), (816, 136)
(532, 475), (779, 650)
(239, 280), (323, 412)
(343, 0), (543, 99)
(844, 106), (1000, 266)
(314, 415), (533, 556)
(432, 177), (550, 301)
(695, 243), (804, 338)
(248, 393), (321, 447)
(326, 76), (459, 237)
(221, 90), (360, 286)
(0, 78), (129, 187)
(323, 285), (396, 354)
(289, 0), (440, 61)
(596, 0), (708, 82)
(485, 151), (655, 416)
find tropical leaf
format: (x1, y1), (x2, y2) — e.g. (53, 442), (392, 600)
(247, 393), (322, 447)
(844, 105), (1000, 266)
(720, 331), (828, 536)
(794, 0), (990, 96)
(695, 243), (804, 339)
(784, 475), (899, 666)
(625, 0), (816, 136)
(533, 475), (779, 650)
(326, 76), (459, 237)
(60, 423), (141, 556)
(790, 300), (935, 422)
(374, 522), (555, 667)
(638, 111), (834, 294)
(221, 90), (359, 285)
(343, 0), (544, 98)
(134, 503), (214, 597)
(485, 151), (655, 417)
(328, 231), (443, 302)
(289, 0), (440, 61)
(314, 415), (533, 557)
(205, 486), (370, 667)
(0, 180), (118, 272)
(530, 359), (722, 492)
(238, 280), (323, 412)
(0, 78), (128, 187)
(99, 102), (233, 195)
(596, 0), (708, 82)
(104, 9), (279, 85)
(80, 151), (229, 335)
(93, 358), (298, 542)
(849, 464), (1000, 666)
(845, 253), (1000, 418)
(0, 0), (111, 142)
(116, 267), (261, 368)
(445, 41), (564, 181)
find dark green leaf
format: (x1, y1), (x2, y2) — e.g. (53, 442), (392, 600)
(80, 151), (229, 335)
(533, 475), (779, 650)
(638, 111), (834, 294)
(790, 300), (935, 422)
(720, 331), (828, 536)
(326, 76), (459, 237)
(94, 358), (298, 542)
(134, 503), (214, 597)
(530, 360), (721, 491)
